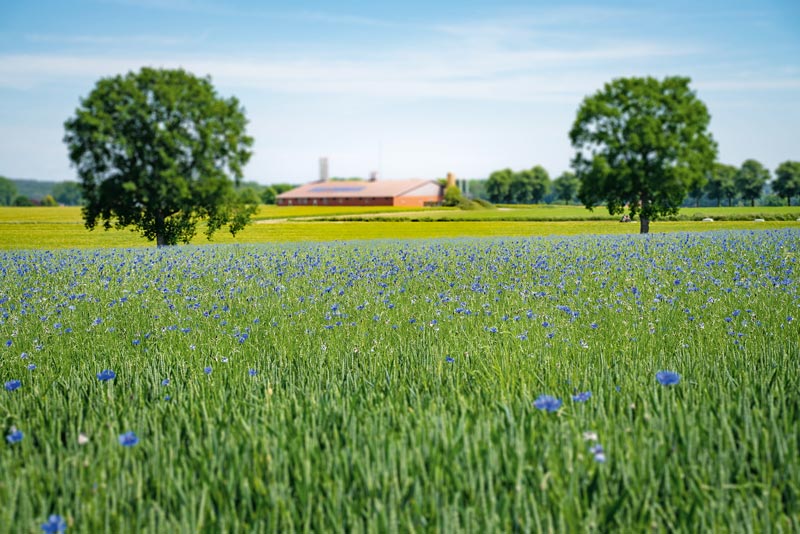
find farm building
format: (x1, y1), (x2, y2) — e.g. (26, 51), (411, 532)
(276, 178), (444, 207)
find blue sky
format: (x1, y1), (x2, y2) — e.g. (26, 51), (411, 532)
(1, 0), (798, 184)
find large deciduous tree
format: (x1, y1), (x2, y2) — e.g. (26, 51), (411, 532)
(734, 159), (769, 207)
(773, 161), (800, 206)
(570, 76), (717, 233)
(64, 67), (257, 246)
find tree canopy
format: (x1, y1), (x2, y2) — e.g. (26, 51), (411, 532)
(64, 67), (256, 246)
(773, 161), (800, 206)
(570, 76), (717, 233)
(0, 176), (17, 206)
(553, 171), (579, 205)
(704, 163), (738, 207)
(734, 159), (769, 207)
(51, 181), (83, 206)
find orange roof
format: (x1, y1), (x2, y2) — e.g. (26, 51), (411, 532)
(277, 179), (441, 199)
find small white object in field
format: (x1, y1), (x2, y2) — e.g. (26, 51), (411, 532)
(702, 217), (713, 222)
(754, 218), (765, 222)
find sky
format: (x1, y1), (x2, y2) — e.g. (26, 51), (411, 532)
(0, 0), (798, 185)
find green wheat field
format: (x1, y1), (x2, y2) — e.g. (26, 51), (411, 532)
(1, 207), (799, 532)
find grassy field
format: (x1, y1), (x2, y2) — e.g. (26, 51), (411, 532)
(1, 206), (799, 250)
(1, 230), (798, 532)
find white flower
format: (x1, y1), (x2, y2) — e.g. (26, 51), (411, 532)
(78, 433), (89, 445)
(582, 431), (598, 442)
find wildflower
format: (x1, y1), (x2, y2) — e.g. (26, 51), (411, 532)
(572, 391), (592, 402)
(28, 364), (36, 371)
(656, 370), (681, 386)
(41, 514), (67, 533)
(204, 366), (212, 375)
(161, 378), (170, 386)
(118, 431), (139, 447)
(77, 433), (89, 445)
(582, 431), (598, 441)
(248, 369), (258, 376)
(445, 356), (454, 363)
(6, 428), (23, 444)
(164, 395), (171, 401)
(533, 395), (562, 412)
(590, 444), (606, 463)
(96, 370), (116, 382)
(4, 379), (21, 392)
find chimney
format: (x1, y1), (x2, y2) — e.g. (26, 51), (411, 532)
(369, 171), (378, 182)
(319, 157), (329, 182)
(446, 172), (456, 188)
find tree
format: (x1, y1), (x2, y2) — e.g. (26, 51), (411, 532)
(704, 163), (737, 207)
(64, 67), (256, 247)
(51, 181), (83, 206)
(442, 185), (463, 206)
(510, 166), (549, 204)
(734, 159), (769, 207)
(13, 195), (34, 206)
(41, 194), (58, 207)
(486, 168), (513, 204)
(553, 171), (579, 205)
(772, 161), (800, 206)
(261, 185), (278, 205)
(570, 76), (717, 233)
(0, 176), (18, 206)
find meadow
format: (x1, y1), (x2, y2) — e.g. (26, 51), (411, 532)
(1, 229), (799, 532)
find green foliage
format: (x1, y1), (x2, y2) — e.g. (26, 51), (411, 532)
(63, 67), (255, 246)
(705, 163), (738, 207)
(40, 194), (58, 207)
(486, 168), (513, 203)
(51, 181), (83, 205)
(443, 184), (463, 206)
(773, 161), (800, 206)
(735, 159), (769, 207)
(553, 171), (579, 205)
(510, 166), (550, 204)
(1, 233), (799, 531)
(570, 76), (717, 233)
(13, 195), (34, 206)
(260, 185), (278, 204)
(0, 176), (17, 206)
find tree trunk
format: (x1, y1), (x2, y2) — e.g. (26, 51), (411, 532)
(751, 199), (755, 207)
(640, 216), (650, 234)
(716, 199), (721, 207)
(156, 233), (168, 247)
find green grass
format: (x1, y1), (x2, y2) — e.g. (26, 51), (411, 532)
(1, 230), (799, 532)
(1, 206), (799, 250)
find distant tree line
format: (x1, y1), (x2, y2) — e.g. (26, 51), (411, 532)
(454, 158), (800, 208)
(0, 176), (84, 206)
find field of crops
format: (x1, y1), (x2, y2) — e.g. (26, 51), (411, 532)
(2, 206), (800, 250)
(1, 229), (798, 532)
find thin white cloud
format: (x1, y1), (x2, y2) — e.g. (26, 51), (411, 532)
(25, 33), (200, 47)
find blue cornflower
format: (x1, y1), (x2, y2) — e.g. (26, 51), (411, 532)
(656, 370), (681, 386)
(41, 514), (67, 533)
(96, 370), (116, 382)
(590, 444), (606, 463)
(28, 364), (36, 371)
(118, 431), (139, 447)
(248, 369), (258, 376)
(572, 391), (592, 402)
(164, 395), (171, 401)
(533, 395), (562, 412)
(161, 378), (170, 386)
(445, 356), (455, 363)
(204, 366), (212, 375)
(6, 428), (23, 444)
(4, 379), (21, 392)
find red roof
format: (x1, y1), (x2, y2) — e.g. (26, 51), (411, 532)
(276, 179), (441, 199)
